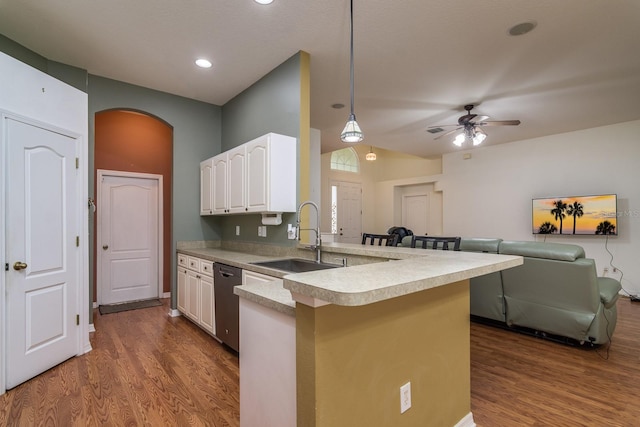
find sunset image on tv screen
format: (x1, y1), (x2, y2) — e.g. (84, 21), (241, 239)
(532, 194), (617, 235)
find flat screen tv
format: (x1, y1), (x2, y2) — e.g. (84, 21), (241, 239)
(532, 194), (617, 235)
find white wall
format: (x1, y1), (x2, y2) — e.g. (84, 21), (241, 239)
(320, 145), (442, 235)
(374, 176), (443, 235)
(441, 120), (640, 295)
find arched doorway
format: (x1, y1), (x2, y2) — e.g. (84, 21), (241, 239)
(94, 109), (173, 305)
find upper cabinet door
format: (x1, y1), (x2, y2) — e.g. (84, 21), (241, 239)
(246, 136), (269, 212)
(227, 145), (247, 213)
(212, 153), (228, 214)
(200, 158), (214, 215)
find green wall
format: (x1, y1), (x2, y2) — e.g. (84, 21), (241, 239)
(0, 34), (304, 310)
(219, 52), (303, 245)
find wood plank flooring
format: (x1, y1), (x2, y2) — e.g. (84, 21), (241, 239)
(0, 297), (639, 426)
(0, 300), (239, 426)
(471, 297), (640, 426)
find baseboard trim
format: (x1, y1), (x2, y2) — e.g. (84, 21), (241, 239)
(88, 323), (96, 333)
(169, 309), (181, 317)
(163, 292), (171, 299)
(454, 412), (476, 427)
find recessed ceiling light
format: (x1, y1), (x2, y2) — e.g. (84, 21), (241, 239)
(254, 0), (274, 4)
(508, 21), (537, 36)
(195, 58), (212, 68)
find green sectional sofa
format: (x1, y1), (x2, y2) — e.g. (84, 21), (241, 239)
(460, 238), (621, 345)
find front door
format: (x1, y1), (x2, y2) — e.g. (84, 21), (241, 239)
(332, 181), (362, 244)
(98, 171), (160, 305)
(5, 117), (80, 389)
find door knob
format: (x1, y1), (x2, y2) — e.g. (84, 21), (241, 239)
(102, 245), (109, 250)
(13, 261), (27, 271)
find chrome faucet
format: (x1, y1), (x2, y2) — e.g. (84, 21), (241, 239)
(296, 200), (322, 263)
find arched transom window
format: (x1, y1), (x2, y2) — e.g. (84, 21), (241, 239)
(330, 147), (359, 173)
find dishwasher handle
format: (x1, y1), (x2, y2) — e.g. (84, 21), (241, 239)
(220, 271), (235, 278)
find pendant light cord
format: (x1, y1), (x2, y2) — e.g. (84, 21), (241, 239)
(349, 0), (355, 117)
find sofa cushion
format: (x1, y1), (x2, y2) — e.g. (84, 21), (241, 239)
(598, 277), (622, 308)
(460, 238), (502, 254)
(499, 240), (585, 261)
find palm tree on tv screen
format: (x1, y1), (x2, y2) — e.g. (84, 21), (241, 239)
(595, 220), (616, 235)
(566, 201), (584, 235)
(550, 200), (567, 234)
(538, 222), (558, 234)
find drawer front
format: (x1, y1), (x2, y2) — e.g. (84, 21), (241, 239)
(200, 261), (213, 277)
(178, 254), (188, 268)
(187, 256), (200, 271)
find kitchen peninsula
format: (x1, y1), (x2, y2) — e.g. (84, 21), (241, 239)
(228, 242), (522, 427)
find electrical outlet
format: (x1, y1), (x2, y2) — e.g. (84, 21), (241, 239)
(603, 267), (609, 276)
(400, 382), (411, 413)
(235, 226), (240, 236)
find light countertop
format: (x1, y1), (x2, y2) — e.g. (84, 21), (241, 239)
(178, 244), (522, 315)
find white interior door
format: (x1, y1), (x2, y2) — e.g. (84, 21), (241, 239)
(5, 117), (80, 389)
(402, 194), (429, 235)
(333, 181), (362, 244)
(98, 171), (161, 305)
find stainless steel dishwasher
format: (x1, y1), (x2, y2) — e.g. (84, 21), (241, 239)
(213, 263), (241, 352)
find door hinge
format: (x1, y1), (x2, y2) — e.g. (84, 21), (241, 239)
(75, 157), (79, 169)
(76, 236), (80, 247)
(4, 263), (8, 272)
(76, 314), (80, 325)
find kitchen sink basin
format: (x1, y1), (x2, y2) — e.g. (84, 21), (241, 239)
(251, 258), (339, 273)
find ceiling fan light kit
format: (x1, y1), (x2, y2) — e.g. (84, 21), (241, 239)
(428, 104), (520, 148)
(340, 0), (363, 143)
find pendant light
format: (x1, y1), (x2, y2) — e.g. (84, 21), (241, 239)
(365, 146), (376, 161)
(340, 0), (363, 143)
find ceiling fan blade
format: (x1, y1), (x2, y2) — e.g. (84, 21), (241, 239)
(433, 127), (462, 140)
(477, 120), (521, 126)
(428, 124), (461, 128)
(473, 115), (489, 122)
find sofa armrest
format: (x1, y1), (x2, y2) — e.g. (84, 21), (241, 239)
(598, 277), (622, 308)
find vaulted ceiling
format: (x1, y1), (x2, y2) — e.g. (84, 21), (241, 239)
(1, 0), (639, 158)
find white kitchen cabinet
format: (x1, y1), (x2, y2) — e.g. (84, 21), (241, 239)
(199, 273), (215, 334)
(227, 145), (247, 213)
(200, 158), (214, 215)
(177, 266), (187, 313)
(176, 254), (216, 336)
(200, 132), (297, 216)
(212, 153), (228, 215)
(242, 269), (281, 286)
(186, 269), (200, 321)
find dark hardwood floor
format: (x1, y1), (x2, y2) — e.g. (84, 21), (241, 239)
(0, 297), (638, 426)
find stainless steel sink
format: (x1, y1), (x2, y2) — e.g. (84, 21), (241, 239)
(251, 258), (339, 273)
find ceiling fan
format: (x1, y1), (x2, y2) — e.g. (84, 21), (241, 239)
(428, 104), (521, 146)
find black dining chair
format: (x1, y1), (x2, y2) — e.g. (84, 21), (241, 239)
(361, 233), (399, 246)
(411, 235), (461, 251)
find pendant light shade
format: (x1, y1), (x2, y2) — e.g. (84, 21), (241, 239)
(341, 0), (363, 143)
(365, 146), (376, 161)
(342, 114), (363, 143)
